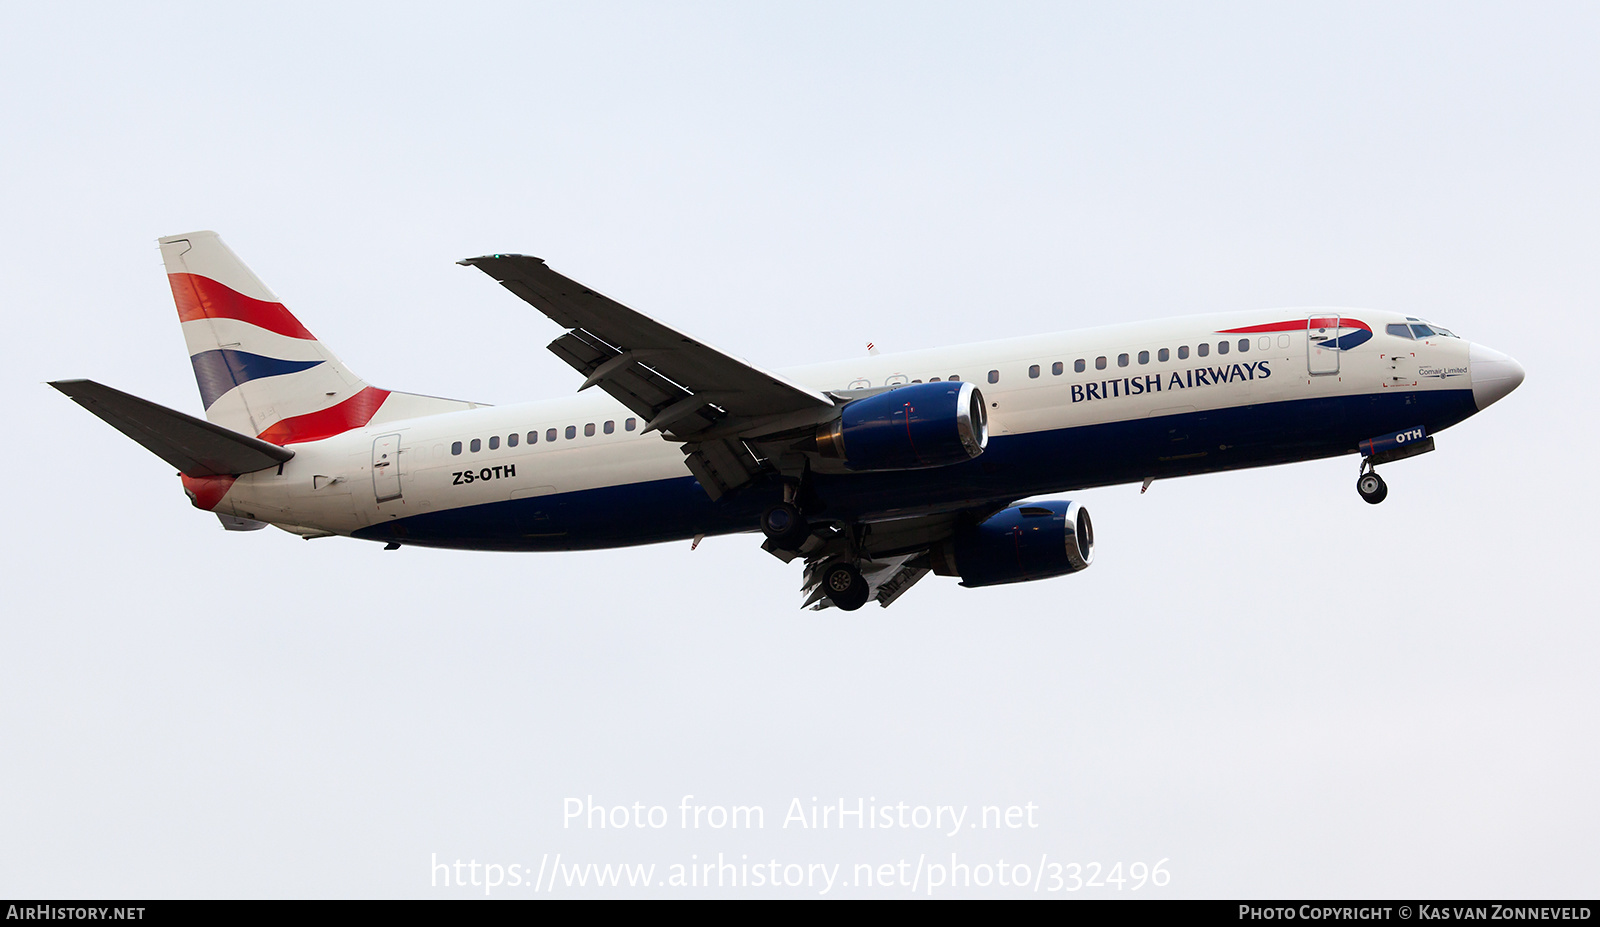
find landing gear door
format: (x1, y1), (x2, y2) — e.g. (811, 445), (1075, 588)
(1308, 314), (1340, 376)
(372, 433), (402, 503)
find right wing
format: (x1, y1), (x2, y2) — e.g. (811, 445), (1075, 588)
(460, 254), (838, 498)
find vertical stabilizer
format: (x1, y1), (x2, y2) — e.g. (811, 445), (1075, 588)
(158, 231), (478, 445)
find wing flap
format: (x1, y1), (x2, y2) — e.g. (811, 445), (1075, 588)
(51, 379), (294, 477)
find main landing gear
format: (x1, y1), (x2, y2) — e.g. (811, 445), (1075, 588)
(761, 476), (868, 611)
(819, 560), (870, 612)
(1356, 461), (1388, 505)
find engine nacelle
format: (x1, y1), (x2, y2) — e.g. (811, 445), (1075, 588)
(815, 381), (987, 471)
(930, 500), (1094, 587)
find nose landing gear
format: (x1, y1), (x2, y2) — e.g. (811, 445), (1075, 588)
(1356, 462), (1388, 505)
(1354, 425), (1433, 505)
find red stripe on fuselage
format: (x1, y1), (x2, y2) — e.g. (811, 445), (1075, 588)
(169, 273), (318, 341)
(1219, 318), (1371, 334)
(256, 387), (392, 446)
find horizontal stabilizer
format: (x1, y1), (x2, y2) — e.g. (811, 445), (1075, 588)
(50, 379), (294, 477)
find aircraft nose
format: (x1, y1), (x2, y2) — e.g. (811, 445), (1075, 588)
(1470, 342), (1525, 411)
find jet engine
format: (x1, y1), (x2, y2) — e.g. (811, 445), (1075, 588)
(814, 381), (987, 471)
(929, 500), (1093, 587)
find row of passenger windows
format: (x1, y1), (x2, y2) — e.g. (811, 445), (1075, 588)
(846, 335), (1291, 389)
(451, 417), (639, 455)
(1044, 336), (1276, 377)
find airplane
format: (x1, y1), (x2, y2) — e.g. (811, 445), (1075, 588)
(52, 231), (1525, 611)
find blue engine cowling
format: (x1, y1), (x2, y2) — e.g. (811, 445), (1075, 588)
(930, 501), (1094, 587)
(815, 381), (987, 471)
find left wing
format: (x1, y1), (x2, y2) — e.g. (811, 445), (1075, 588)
(459, 254), (837, 499)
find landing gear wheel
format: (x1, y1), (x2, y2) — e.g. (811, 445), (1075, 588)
(821, 561), (870, 611)
(1357, 471), (1388, 505)
(760, 502), (810, 551)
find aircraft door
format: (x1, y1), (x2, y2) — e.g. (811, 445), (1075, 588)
(372, 433), (402, 503)
(1307, 314), (1340, 376)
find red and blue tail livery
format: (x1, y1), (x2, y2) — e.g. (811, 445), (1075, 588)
(155, 232), (479, 447)
(51, 232), (1525, 610)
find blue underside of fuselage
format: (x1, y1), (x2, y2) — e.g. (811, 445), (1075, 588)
(353, 388), (1479, 552)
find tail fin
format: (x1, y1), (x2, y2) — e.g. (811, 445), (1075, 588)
(159, 231), (480, 445)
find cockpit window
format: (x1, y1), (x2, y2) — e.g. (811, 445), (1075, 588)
(1393, 319), (1459, 339)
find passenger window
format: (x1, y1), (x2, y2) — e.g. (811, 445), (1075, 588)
(885, 374), (909, 386)
(949, 375), (960, 381)
(929, 377), (941, 382)
(507, 433), (518, 448)
(1178, 346), (1189, 359)
(1217, 341), (1229, 355)
(1117, 353), (1129, 367)
(912, 379), (923, 384)
(546, 428), (558, 442)
(470, 438), (481, 453)
(1258, 336), (1270, 351)
(1074, 359), (1086, 373)
(1238, 338), (1250, 353)
(604, 421), (615, 434)
(1159, 348), (1170, 362)
(565, 426), (576, 440)
(451, 441), (462, 455)
(848, 378), (872, 390)
(1277, 334), (1291, 348)
(625, 418), (637, 431)
(528, 431), (538, 445)
(1198, 343), (1210, 357)
(489, 435), (500, 450)
(988, 370), (999, 384)
(1138, 351), (1149, 364)
(1029, 365), (1040, 379)
(1095, 356), (1107, 370)
(1052, 361), (1063, 376)
(584, 423), (596, 437)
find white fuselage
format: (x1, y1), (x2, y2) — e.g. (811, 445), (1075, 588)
(209, 307), (1483, 549)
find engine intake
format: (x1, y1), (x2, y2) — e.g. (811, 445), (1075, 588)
(931, 500), (1094, 587)
(816, 381), (987, 471)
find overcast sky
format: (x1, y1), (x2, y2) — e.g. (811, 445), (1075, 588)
(2, 1), (1596, 898)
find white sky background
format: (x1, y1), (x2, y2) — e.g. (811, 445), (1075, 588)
(1, 1), (1596, 898)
